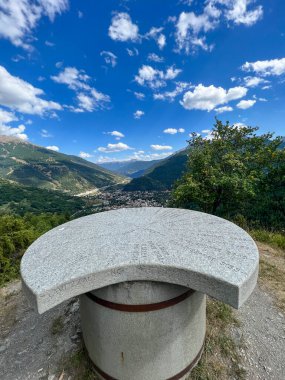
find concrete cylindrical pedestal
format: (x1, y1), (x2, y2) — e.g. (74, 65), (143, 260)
(80, 281), (206, 380)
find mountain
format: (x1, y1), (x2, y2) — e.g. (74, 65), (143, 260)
(0, 136), (126, 194)
(123, 136), (285, 192)
(123, 149), (189, 191)
(99, 159), (161, 178)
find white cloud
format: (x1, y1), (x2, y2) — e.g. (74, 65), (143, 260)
(165, 67), (182, 80)
(46, 145), (59, 152)
(96, 156), (121, 163)
(243, 76), (269, 88)
(100, 51), (118, 68)
(236, 99), (256, 109)
(242, 58), (285, 76)
(51, 67), (90, 90)
(154, 81), (193, 102)
(135, 65), (182, 89)
(79, 151), (93, 158)
(11, 54), (25, 63)
(126, 48), (139, 56)
(214, 106), (233, 113)
(262, 85), (271, 90)
(55, 61), (63, 68)
(145, 27), (166, 50)
(0, 65), (62, 115)
(45, 40), (55, 47)
(134, 92), (145, 100)
(177, 11), (214, 36)
(134, 110), (145, 119)
(109, 13), (139, 42)
(98, 142), (134, 153)
(148, 53), (164, 63)
(223, 0), (263, 26)
(0, 123), (28, 140)
(175, 11), (216, 53)
(52, 67), (110, 112)
(0, 0), (69, 49)
(135, 65), (162, 88)
(200, 128), (215, 140)
(107, 131), (125, 139)
(40, 129), (52, 138)
(76, 93), (94, 112)
(180, 84), (247, 111)
(96, 151), (171, 163)
(175, 1), (263, 54)
(40, 0), (69, 20)
(151, 144), (173, 151)
(128, 151), (171, 161)
(157, 34), (166, 49)
(233, 122), (247, 129)
(77, 90), (110, 112)
(0, 108), (17, 124)
(163, 128), (185, 134)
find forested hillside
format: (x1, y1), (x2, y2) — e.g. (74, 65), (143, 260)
(0, 179), (87, 216)
(0, 136), (126, 194)
(124, 149), (188, 191)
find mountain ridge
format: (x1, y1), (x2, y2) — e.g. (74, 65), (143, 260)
(123, 148), (189, 191)
(98, 159), (162, 178)
(0, 137), (127, 194)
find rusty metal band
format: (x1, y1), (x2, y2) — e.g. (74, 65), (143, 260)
(85, 288), (195, 312)
(166, 342), (204, 380)
(91, 343), (204, 380)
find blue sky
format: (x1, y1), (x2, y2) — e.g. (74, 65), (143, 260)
(0, 0), (284, 163)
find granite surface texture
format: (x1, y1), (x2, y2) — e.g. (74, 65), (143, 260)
(21, 208), (259, 313)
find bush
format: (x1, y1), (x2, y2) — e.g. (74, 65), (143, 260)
(0, 213), (70, 287)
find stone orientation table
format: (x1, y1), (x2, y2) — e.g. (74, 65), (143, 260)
(21, 208), (259, 380)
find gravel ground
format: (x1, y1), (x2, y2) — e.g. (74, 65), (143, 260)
(0, 281), (81, 380)
(1, 280), (284, 380)
(232, 285), (285, 380)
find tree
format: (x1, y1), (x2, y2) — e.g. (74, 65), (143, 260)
(171, 119), (284, 228)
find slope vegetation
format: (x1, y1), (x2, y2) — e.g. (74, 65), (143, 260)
(0, 137), (126, 194)
(123, 149), (189, 191)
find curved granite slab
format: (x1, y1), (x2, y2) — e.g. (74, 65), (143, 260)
(21, 208), (259, 314)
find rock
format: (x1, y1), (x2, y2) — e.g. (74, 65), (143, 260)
(0, 345), (7, 353)
(21, 208), (259, 313)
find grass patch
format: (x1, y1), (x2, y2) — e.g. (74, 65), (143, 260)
(259, 259), (285, 312)
(256, 242), (285, 312)
(58, 347), (97, 380)
(250, 230), (285, 250)
(189, 300), (245, 380)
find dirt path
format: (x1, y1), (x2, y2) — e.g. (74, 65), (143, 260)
(1, 243), (284, 380)
(0, 282), (80, 380)
(232, 286), (285, 380)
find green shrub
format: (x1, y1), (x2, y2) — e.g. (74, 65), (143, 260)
(0, 213), (70, 287)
